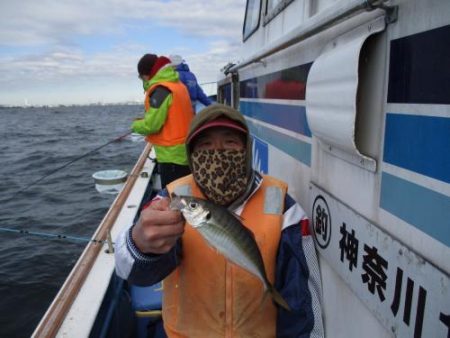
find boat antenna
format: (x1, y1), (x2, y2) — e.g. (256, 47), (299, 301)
(11, 131), (132, 198)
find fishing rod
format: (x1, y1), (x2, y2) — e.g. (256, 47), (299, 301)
(0, 226), (110, 245)
(199, 81), (217, 86)
(11, 131), (132, 198)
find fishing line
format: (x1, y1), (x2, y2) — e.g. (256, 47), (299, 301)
(199, 81), (217, 86)
(0, 226), (110, 245)
(11, 131), (132, 198)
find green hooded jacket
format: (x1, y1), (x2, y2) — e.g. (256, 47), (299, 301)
(132, 66), (189, 165)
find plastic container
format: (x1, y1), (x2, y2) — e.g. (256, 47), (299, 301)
(92, 169), (128, 194)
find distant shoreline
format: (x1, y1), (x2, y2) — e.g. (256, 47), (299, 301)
(0, 102), (142, 109)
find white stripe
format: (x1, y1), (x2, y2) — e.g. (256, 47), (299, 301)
(174, 184), (192, 196)
(379, 208), (450, 273)
(382, 162), (450, 197)
(246, 116), (312, 144)
(303, 236), (325, 338)
(386, 103), (450, 118)
(114, 230), (135, 280)
(240, 97), (306, 106)
(264, 186), (283, 214)
(282, 203), (307, 231)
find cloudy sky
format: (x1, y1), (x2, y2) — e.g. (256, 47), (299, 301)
(0, 0), (246, 106)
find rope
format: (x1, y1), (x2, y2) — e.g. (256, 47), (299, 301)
(11, 131), (132, 199)
(0, 226), (110, 244)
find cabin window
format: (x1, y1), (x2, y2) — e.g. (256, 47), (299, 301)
(267, 0), (283, 12)
(243, 0), (261, 41)
(264, 0), (294, 25)
(240, 64), (311, 100)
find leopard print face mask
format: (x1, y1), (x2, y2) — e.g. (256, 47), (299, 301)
(191, 149), (248, 206)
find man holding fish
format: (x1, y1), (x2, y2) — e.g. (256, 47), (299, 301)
(115, 104), (324, 337)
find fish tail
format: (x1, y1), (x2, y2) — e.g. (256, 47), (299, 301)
(268, 285), (291, 312)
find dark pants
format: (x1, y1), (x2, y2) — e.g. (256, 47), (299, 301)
(158, 163), (191, 188)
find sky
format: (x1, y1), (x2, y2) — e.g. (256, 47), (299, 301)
(0, 0), (246, 106)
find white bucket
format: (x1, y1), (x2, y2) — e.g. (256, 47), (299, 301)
(129, 133), (145, 143)
(92, 169), (128, 194)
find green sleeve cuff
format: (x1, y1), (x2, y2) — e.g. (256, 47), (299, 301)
(132, 94), (173, 136)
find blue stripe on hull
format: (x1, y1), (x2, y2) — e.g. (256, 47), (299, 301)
(240, 101), (312, 137)
(246, 119), (311, 166)
(384, 113), (450, 184)
(380, 172), (450, 247)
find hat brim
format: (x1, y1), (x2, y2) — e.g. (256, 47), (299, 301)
(187, 119), (247, 143)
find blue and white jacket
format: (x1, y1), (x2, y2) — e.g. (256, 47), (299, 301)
(115, 172), (324, 337)
(176, 63), (212, 108)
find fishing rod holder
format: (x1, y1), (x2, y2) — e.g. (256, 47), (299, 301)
(105, 231), (114, 254)
(365, 0), (398, 23)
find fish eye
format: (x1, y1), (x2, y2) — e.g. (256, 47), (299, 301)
(189, 201), (198, 209)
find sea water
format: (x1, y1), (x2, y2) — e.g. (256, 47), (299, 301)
(0, 104), (145, 337)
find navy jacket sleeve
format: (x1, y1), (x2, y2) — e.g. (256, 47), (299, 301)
(124, 227), (181, 286)
(196, 85), (212, 106)
(114, 189), (181, 286)
(275, 194), (324, 338)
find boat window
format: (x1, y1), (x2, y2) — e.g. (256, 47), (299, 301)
(243, 0), (261, 41)
(267, 0), (283, 12)
(264, 0), (295, 25)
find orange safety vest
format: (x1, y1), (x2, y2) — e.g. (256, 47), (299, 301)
(144, 81), (194, 146)
(165, 174), (287, 338)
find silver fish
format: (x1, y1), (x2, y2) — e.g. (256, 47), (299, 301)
(170, 193), (290, 311)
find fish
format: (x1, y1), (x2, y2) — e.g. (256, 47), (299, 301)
(169, 193), (291, 311)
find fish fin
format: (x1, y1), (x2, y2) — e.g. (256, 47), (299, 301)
(226, 210), (255, 239)
(169, 192), (178, 210)
(230, 211), (245, 223)
(169, 192), (186, 211)
(240, 222), (256, 239)
(268, 285), (291, 312)
(260, 287), (270, 307)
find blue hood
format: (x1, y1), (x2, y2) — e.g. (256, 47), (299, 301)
(176, 63), (190, 72)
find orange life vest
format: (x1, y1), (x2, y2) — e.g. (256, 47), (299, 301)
(144, 81), (194, 146)
(165, 174), (287, 338)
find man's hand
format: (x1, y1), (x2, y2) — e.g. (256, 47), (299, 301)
(132, 198), (185, 254)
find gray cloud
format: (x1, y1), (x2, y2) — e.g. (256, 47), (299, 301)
(0, 0), (245, 46)
(0, 0), (246, 105)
